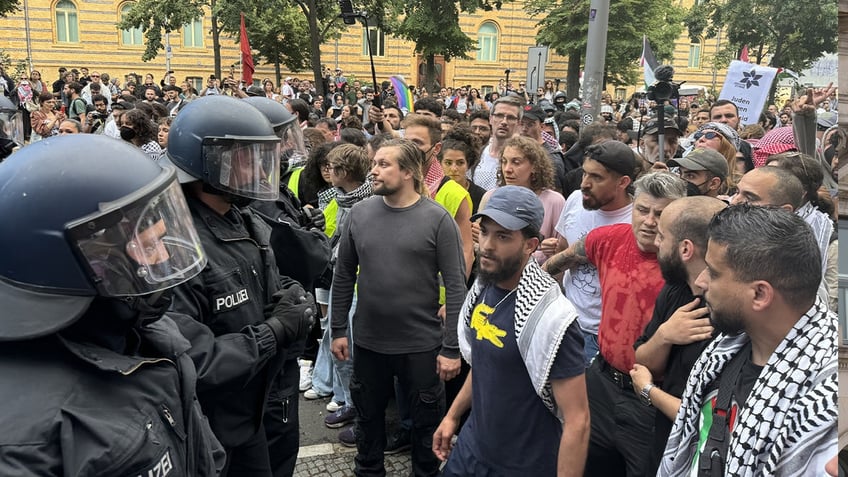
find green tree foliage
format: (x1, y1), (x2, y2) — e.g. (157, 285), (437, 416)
(215, 0), (344, 90)
(529, 0), (684, 98)
(684, 0), (837, 72)
(0, 0), (18, 18)
(361, 0), (506, 92)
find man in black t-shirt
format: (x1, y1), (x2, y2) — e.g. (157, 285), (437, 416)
(630, 196), (727, 475)
(434, 186), (590, 476)
(657, 205), (837, 476)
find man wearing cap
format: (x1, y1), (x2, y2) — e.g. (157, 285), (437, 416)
(544, 171), (688, 476)
(164, 85), (185, 116)
(519, 103), (567, 193)
(639, 118), (683, 166)
(434, 185), (590, 477)
(669, 148), (728, 198)
(549, 140), (636, 365)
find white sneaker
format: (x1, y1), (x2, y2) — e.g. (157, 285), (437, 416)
(298, 360), (313, 392)
(304, 388), (330, 400)
(326, 401), (344, 412)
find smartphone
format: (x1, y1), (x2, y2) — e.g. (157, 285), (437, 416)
(60, 104), (66, 115)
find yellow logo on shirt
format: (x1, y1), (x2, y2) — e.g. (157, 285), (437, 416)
(471, 302), (507, 348)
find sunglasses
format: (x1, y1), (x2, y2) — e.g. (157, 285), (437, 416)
(694, 131), (720, 141)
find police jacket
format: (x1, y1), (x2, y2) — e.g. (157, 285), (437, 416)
(171, 196), (288, 448)
(0, 315), (225, 476)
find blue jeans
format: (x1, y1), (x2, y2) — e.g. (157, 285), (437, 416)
(583, 330), (599, 367)
(312, 292), (356, 404)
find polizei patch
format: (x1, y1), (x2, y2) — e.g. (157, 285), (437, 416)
(213, 288), (250, 312)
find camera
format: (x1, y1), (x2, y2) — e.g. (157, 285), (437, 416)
(646, 65), (680, 103)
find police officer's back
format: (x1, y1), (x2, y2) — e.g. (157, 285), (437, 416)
(0, 135), (223, 475)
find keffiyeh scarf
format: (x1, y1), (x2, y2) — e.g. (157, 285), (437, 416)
(658, 297), (837, 476)
(458, 259), (579, 418)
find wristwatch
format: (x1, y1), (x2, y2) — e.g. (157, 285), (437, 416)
(639, 383), (655, 407)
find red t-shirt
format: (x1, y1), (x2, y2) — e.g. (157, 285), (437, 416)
(585, 223), (664, 372)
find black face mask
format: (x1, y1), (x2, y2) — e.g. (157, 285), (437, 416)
(120, 126), (136, 141)
(66, 290), (172, 352)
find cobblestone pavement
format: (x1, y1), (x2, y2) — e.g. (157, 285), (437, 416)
(294, 390), (412, 476)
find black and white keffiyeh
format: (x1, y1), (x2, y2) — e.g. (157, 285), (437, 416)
(458, 258), (579, 418)
(658, 297), (837, 476)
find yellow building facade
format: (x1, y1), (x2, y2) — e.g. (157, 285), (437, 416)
(1, 0), (725, 99)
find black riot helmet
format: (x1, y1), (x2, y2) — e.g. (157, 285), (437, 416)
(243, 96), (308, 173)
(167, 95), (282, 201)
(0, 135), (207, 340)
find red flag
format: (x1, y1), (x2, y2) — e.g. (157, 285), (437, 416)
(240, 13), (254, 84)
(739, 44), (749, 62)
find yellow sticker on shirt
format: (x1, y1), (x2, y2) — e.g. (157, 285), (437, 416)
(471, 302), (507, 348)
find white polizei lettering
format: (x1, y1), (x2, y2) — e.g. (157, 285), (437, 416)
(214, 289), (250, 311)
(136, 450), (172, 477)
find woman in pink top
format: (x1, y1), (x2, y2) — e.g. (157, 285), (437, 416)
(476, 135), (565, 264)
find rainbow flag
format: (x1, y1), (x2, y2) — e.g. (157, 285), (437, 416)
(390, 75), (414, 113)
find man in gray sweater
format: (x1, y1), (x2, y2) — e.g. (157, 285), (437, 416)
(331, 138), (467, 477)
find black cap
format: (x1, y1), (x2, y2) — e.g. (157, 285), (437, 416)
(584, 140), (636, 178)
(522, 104), (545, 122)
(644, 118), (681, 136)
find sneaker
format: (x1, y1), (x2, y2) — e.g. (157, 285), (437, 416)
(338, 426), (356, 447)
(383, 428), (411, 455)
(324, 405), (356, 428)
(326, 401), (344, 413)
(303, 388), (330, 400)
(298, 360), (313, 392)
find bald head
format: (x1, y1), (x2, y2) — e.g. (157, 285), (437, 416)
(731, 167), (803, 210)
(663, 196), (728, 253)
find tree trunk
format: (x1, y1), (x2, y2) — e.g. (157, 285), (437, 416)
(211, 6), (222, 79)
(566, 50), (581, 100)
(274, 60), (281, 88)
(425, 53), (437, 93)
(306, 0), (325, 97)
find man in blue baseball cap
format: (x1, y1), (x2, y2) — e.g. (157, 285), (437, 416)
(433, 185), (590, 476)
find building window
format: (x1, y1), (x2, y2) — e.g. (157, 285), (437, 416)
(361, 27), (384, 57)
(55, 0), (79, 43)
(615, 88), (627, 100)
(688, 40), (702, 69)
(120, 3), (142, 46)
(183, 18), (203, 48)
(477, 22), (498, 62)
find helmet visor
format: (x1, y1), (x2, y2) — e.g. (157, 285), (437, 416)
(68, 168), (207, 297)
(278, 122), (307, 170)
(0, 110), (24, 146)
(202, 138), (281, 200)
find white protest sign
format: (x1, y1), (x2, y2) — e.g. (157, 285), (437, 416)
(718, 60), (778, 126)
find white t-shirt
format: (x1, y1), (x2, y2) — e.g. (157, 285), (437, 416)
(470, 143), (501, 191)
(555, 189), (632, 334)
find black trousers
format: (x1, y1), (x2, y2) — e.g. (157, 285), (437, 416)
(584, 357), (656, 477)
(351, 345), (444, 477)
(221, 429), (272, 477)
(264, 358), (300, 477)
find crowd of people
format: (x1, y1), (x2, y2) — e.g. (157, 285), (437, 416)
(0, 62), (841, 477)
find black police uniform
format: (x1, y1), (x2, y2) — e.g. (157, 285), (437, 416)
(171, 195), (302, 477)
(0, 315), (225, 476)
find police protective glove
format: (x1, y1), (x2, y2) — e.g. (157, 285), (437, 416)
(301, 206), (326, 232)
(263, 284), (315, 348)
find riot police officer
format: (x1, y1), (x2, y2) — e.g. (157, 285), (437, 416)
(242, 95), (331, 476)
(166, 95), (314, 477)
(0, 135), (226, 475)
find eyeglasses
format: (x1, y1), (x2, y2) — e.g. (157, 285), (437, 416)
(492, 113), (519, 123)
(470, 125), (491, 132)
(694, 131), (720, 141)
(321, 164), (333, 171)
(90, 74), (100, 78)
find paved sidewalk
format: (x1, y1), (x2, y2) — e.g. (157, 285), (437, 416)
(294, 390), (412, 476)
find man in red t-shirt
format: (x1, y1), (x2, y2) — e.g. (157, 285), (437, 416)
(544, 170), (687, 476)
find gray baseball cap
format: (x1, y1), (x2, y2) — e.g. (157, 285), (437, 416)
(471, 186), (544, 231)
(669, 148), (728, 180)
